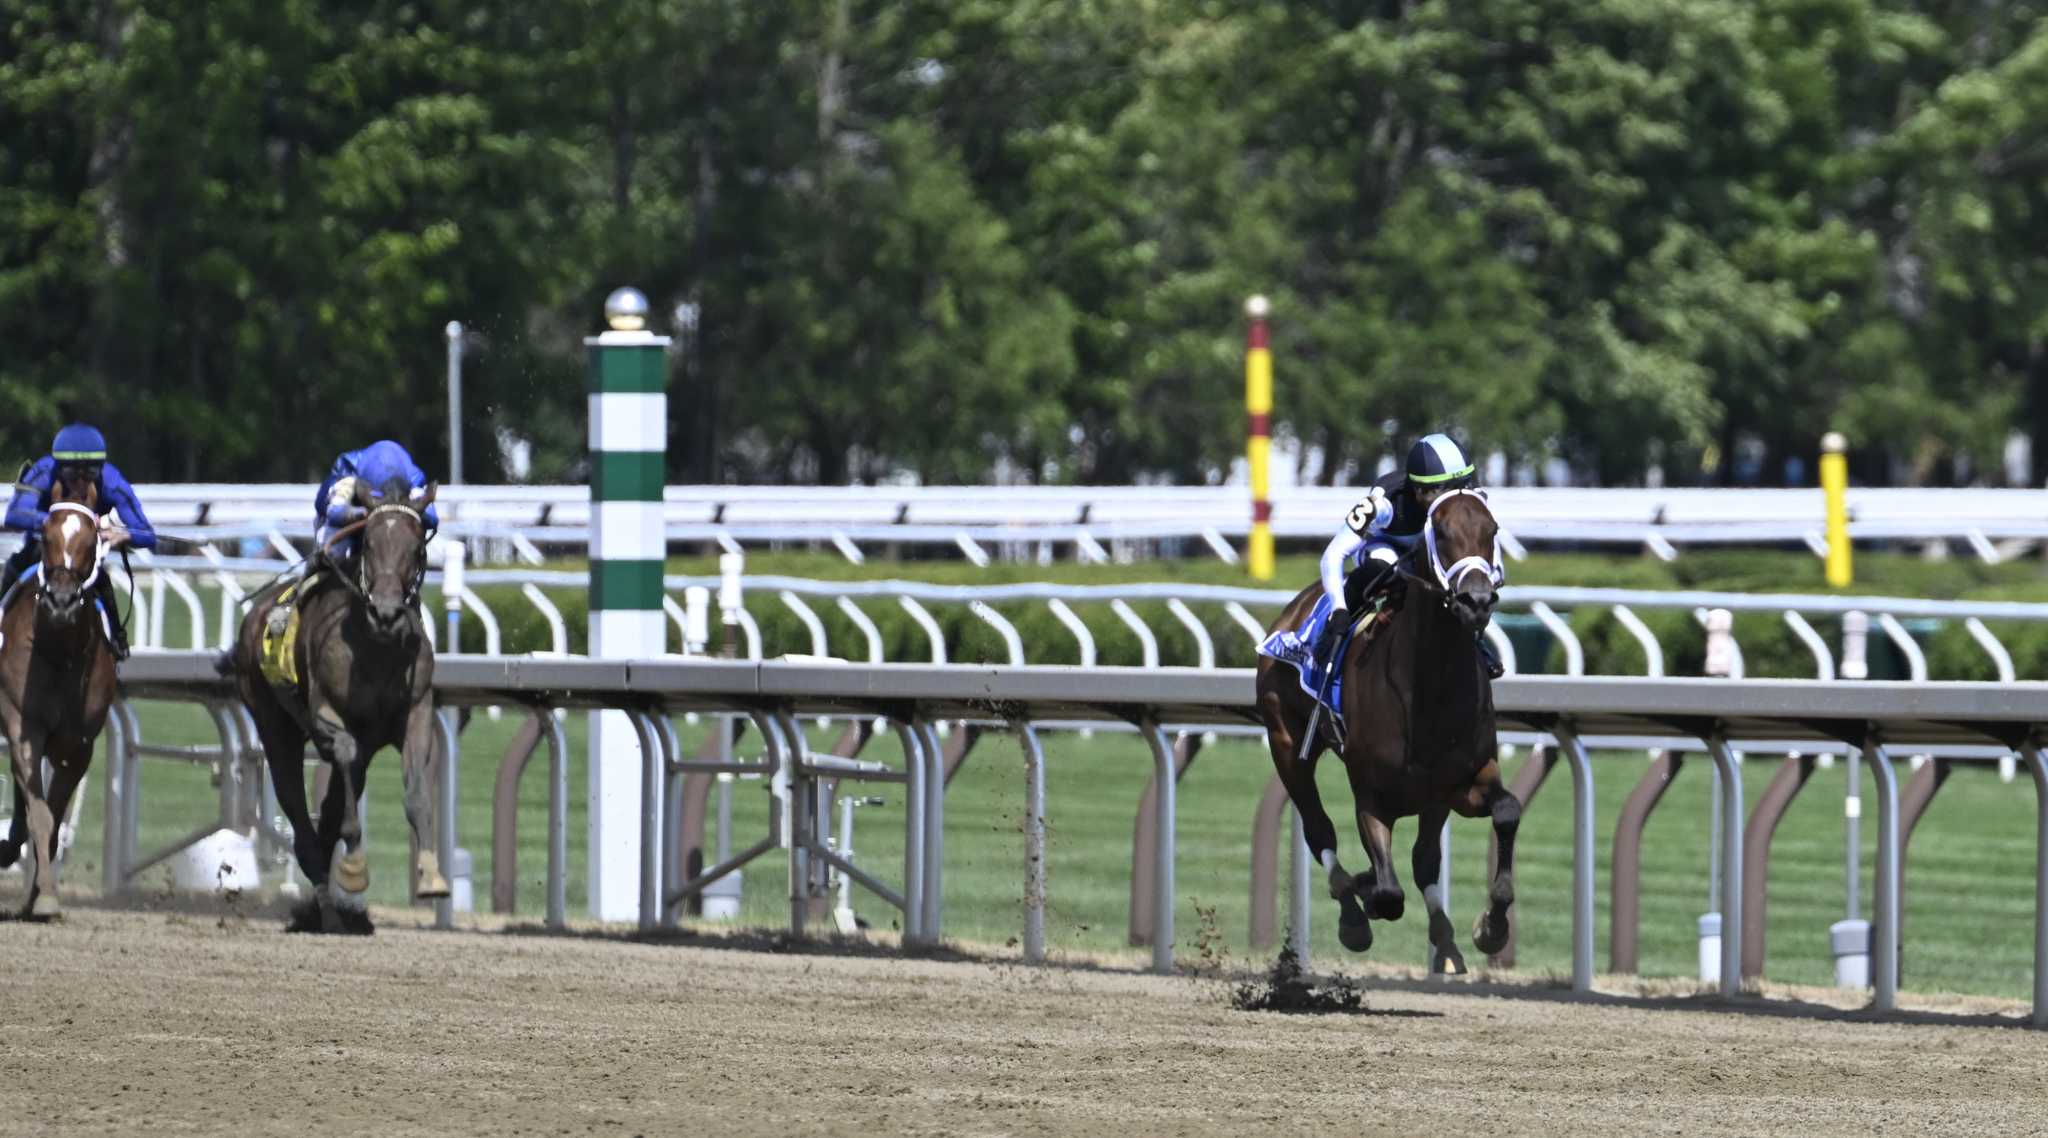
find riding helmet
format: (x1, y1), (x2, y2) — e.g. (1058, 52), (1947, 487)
(51, 423), (108, 464)
(1405, 433), (1477, 489)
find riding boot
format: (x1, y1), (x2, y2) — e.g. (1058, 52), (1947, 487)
(1476, 631), (1504, 679)
(93, 572), (130, 660)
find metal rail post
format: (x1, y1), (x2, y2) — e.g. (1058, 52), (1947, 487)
(1549, 721), (1597, 993)
(1288, 806), (1311, 966)
(1018, 721), (1047, 963)
(100, 702), (131, 895)
(2025, 739), (2048, 1029)
(433, 710), (460, 931)
(656, 713), (684, 930)
(892, 721), (928, 945)
(1701, 733), (1746, 997)
(1140, 716), (1177, 975)
(918, 719), (946, 940)
(630, 710), (667, 933)
(542, 707), (569, 930)
(1865, 737), (1902, 1011)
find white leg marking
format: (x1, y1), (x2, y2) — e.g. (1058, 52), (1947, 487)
(1424, 883), (1445, 915)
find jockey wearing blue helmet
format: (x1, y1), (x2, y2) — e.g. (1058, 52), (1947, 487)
(1312, 433), (1501, 678)
(314, 440), (439, 561)
(2, 423), (159, 658)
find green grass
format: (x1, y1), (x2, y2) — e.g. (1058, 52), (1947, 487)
(36, 703), (2043, 1002)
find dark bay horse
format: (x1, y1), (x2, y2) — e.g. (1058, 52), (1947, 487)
(1256, 489), (1516, 971)
(0, 477), (121, 917)
(224, 478), (442, 932)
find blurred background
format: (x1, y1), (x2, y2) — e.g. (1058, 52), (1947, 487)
(7, 0), (2047, 488)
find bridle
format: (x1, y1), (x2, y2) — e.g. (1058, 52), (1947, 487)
(321, 500), (429, 607)
(1416, 488), (1505, 598)
(39, 501), (107, 599)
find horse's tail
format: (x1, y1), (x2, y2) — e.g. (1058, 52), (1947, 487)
(213, 649), (237, 677)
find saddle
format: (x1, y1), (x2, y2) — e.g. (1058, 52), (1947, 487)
(259, 566), (331, 690)
(1256, 589), (1396, 731)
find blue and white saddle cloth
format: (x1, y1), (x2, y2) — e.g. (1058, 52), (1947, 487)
(1256, 593), (1356, 727)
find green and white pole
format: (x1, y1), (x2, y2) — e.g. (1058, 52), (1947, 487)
(586, 286), (669, 922)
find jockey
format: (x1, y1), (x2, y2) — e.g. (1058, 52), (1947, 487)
(1314, 433), (1503, 678)
(2, 423), (158, 659)
(313, 440), (439, 564)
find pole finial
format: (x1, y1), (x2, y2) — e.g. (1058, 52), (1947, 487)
(1245, 294), (1271, 320)
(604, 287), (650, 332)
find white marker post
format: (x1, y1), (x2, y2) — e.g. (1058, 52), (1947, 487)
(586, 286), (670, 922)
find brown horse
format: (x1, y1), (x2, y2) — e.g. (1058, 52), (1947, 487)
(223, 477), (442, 933)
(0, 476), (122, 917)
(1256, 489), (1516, 971)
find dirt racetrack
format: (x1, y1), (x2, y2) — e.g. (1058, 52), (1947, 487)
(3, 905), (2046, 1136)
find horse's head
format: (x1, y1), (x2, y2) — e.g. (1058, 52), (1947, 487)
(356, 478), (433, 643)
(1420, 489), (1503, 633)
(38, 476), (102, 627)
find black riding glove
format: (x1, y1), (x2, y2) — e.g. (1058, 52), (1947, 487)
(1313, 609), (1350, 669)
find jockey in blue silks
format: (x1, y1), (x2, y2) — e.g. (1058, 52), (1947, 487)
(313, 440), (439, 563)
(2, 423), (158, 659)
(1311, 433), (1503, 679)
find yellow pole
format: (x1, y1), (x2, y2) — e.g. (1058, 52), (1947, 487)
(1821, 431), (1852, 587)
(1245, 295), (1275, 580)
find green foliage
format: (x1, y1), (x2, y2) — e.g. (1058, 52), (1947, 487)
(3, 1), (2045, 486)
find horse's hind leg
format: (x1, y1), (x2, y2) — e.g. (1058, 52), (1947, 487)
(1258, 689), (1353, 895)
(251, 699), (321, 884)
(1412, 806), (1466, 975)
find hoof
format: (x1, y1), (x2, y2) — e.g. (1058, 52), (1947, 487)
(1472, 908), (1511, 956)
(1428, 909), (1467, 974)
(334, 849), (369, 894)
(1367, 888), (1405, 923)
(414, 851), (450, 899)
(28, 891), (61, 921)
(1336, 892), (1374, 953)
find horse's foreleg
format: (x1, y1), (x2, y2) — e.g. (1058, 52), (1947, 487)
(1354, 800), (1404, 922)
(1412, 806), (1465, 974)
(1470, 780), (1521, 957)
(8, 729), (59, 917)
(0, 774), (24, 868)
(399, 700), (448, 898)
(309, 708), (367, 895)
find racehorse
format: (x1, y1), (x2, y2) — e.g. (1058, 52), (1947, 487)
(224, 477), (443, 933)
(1255, 489), (1516, 971)
(0, 475), (121, 917)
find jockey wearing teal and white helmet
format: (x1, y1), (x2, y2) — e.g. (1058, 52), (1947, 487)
(1313, 433), (1501, 677)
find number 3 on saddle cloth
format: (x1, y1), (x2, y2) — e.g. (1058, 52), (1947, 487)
(1255, 592), (1393, 737)
(0, 565), (119, 653)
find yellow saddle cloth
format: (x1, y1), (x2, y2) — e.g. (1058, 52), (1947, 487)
(259, 581), (305, 688)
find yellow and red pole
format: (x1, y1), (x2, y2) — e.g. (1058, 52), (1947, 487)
(1821, 431), (1852, 587)
(1245, 295), (1275, 580)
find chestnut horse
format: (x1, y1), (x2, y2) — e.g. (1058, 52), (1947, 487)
(224, 477), (442, 933)
(0, 476), (121, 917)
(1255, 489), (1517, 971)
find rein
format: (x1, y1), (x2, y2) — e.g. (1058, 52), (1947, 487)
(321, 500), (429, 607)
